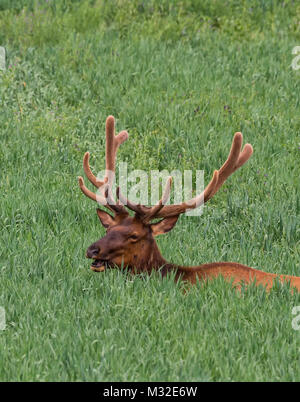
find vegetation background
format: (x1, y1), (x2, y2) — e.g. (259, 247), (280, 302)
(0, 0), (299, 381)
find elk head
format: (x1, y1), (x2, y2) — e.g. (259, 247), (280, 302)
(78, 115), (253, 273)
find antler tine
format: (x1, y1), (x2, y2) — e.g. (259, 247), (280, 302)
(206, 132), (253, 201)
(153, 132), (252, 218)
(105, 116), (129, 177)
(78, 176), (98, 202)
(78, 115), (129, 215)
(83, 152), (106, 188)
(143, 176), (172, 222)
(116, 177), (173, 222)
(78, 177), (118, 214)
(116, 187), (147, 216)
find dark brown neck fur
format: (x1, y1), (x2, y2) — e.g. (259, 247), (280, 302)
(128, 239), (189, 281)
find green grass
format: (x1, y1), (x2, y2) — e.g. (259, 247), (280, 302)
(0, 0), (300, 381)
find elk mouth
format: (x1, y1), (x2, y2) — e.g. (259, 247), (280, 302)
(91, 259), (107, 272)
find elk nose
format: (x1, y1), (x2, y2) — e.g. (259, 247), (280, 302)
(86, 246), (99, 259)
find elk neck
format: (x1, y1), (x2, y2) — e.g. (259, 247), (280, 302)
(130, 237), (188, 280)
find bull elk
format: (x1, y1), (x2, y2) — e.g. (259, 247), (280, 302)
(78, 116), (300, 292)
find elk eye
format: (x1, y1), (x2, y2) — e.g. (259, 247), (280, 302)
(130, 234), (139, 241)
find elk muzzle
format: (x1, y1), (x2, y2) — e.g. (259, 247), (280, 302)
(86, 243), (107, 272)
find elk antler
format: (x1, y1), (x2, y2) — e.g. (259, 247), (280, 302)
(117, 132), (253, 220)
(78, 115), (129, 215)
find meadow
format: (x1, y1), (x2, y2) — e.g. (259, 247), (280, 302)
(0, 0), (299, 381)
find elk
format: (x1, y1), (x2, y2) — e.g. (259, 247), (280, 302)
(78, 116), (300, 292)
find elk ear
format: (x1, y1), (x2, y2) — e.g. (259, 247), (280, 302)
(96, 209), (115, 228)
(150, 216), (179, 236)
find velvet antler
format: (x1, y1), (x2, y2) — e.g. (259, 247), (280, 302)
(117, 132), (253, 220)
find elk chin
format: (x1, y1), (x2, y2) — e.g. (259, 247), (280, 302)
(91, 259), (107, 272)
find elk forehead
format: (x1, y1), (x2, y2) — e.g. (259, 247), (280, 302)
(109, 215), (150, 236)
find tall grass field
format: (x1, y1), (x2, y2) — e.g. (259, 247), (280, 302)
(0, 0), (299, 381)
